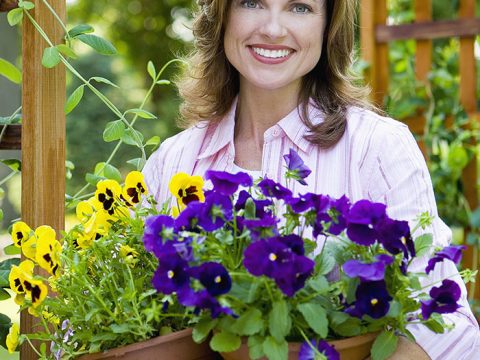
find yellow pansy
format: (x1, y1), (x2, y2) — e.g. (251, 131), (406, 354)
(169, 172), (205, 209)
(35, 225), (62, 277)
(6, 323), (19, 353)
(21, 235), (37, 261)
(11, 221), (32, 248)
(23, 276), (48, 308)
(95, 179), (123, 216)
(171, 206), (180, 218)
(76, 210), (112, 249)
(42, 310), (60, 325)
(119, 244), (139, 265)
(122, 171), (148, 205)
(9, 260), (34, 294)
(76, 198), (97, 223)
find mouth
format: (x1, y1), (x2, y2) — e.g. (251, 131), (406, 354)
(248, 45), (295, 60)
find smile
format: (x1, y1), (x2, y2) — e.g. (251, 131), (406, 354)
(251, 47), (292, 59)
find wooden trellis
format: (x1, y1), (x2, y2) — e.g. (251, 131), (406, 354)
(360, 0), (479, 300)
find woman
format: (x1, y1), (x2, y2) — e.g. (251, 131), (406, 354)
(143, 0), (480, 358)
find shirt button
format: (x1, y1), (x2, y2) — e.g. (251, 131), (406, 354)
(272, 129), (280, 136)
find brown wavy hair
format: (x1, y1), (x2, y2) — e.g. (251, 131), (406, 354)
(175, 0), (373, 148)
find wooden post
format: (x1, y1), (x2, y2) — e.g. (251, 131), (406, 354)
(459, 0), (479, 299)
(21, 0), (65, 359)
(360, 0), (388, 106)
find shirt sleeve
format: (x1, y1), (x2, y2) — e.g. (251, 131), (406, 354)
(364, 121), (480, 360)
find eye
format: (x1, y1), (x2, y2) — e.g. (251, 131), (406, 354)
(240, 0), (259, 9)
(292, 4), (311, 13)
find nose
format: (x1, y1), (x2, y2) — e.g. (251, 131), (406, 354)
(260, 13), (287, 40)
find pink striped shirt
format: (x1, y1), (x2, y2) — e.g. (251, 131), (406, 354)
(143, 98), (480, 359)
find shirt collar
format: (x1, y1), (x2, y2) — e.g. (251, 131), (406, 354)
(197, 97), (324, 160)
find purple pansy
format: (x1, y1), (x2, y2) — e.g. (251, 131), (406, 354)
(205, 170), (253, 196)
(174, 201), (204, 231)
(240, 214), (279, 240)
(376, 218), (415, 259)
(421, 279), (461, 319)
(425, 245), (467, 274)
(328, 196), (351, 235)
(348, 280), (392, 319)
(346, 200), (387, 246)
(258, 178), (293, 200)
(152, 243), (190, 294)
(277, 234), (305, 256)
(299, 339), (339, 360)
(283, 148), (312, 186)
(243, 238), (292, 277)
(190, 262), (232, 296)
(343, 255), (393, 281)
(197, 192), (233, 231)
(235, 190), (273, 218)
(143, 215), (175, 257)
(274, 255), (315, 297)
(286, 193), (323, 213)
(177, 288), (235, 318)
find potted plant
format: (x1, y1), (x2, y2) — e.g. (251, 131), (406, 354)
(141, 148), (472, 360)
(2, 171), (214, 359)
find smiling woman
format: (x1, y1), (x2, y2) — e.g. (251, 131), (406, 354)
(143, 0), (480, 359)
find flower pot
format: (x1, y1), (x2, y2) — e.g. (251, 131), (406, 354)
(221, 332), (377, 360)
(78, 328), (218, 360)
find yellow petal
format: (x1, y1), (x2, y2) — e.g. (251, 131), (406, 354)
(6, 323), (19, 353)
(11, 221), (32, 248)
(35, 227), (62, 277)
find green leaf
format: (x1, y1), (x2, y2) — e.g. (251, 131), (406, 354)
(7, 8), (23, 26)
(76, 34), (117, 55)
(192, 318), (218, 343)
(55, 44), (77, 59)
(230, 308), (264, 336)
(308, 275), (329, 293)
(103, 120), (125, 142)
(110, 323), (130, 333)
(68, 24), (94, 38)
(424, 314), (445, 333)
(0, 58), (22, 84)
(414, 233), (433, 258)
(90, 76), (119, 88)
(0, 258), (20, 288)
(268, 300), (291, 342)
(315, 252), (335, 275)
(19, 1), (35, 10)
(156, 79), (171, 85)
(0, 159), (21, 172)
(209, 331), (241, 352)
(85, 173), (104, 186)
(125, 108), (157, 119)
(0, 313), (12, 349)
(121, 128), (144, 148)
(0, 288), (10, 300)
(103, 164), (122, 182)
(447, 145), (468, 173)
(371, 330), (398, 360)
(329, 311), (362, 337)
(248, 335), (265, 360)
(262, 336), (288, 360)
(126, 158), (145, 170)
(3, 245), (21, 255)
(147, 61), (156, 80)
(65, 85), (85, 114)
(297, 303), (328, 338)
(145, 136), (160, 147)
(42, 46), (61, 68)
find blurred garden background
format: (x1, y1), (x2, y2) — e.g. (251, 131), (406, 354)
(0, 0), (479, 358)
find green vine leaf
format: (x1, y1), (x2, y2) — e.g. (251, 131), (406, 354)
(147, 61), (156, 80)
(7, 8), (23, 26)
(125, 108), (156, 120)
(3, 245), (21, 256)
(76, 34), (117, 55)
(126, 158), (145, 170)
(0, 159), (21, 172)
(156, 79), (171, 85)
(0, 258), (20, 288)
(19, 1), (35, 10)
(121, 128), (144, 148)
(0, 288), (10, 300)
(90, 77), (119, 88)
(56, 44), (78, 59)
(145, 136), (160, 147)
(414, 234), (433, 258)
(229, 307), (264, 336)
(0, 313), (12, 349)
(0, 58), (22, 84)
(103, 120), (126, 142)
(68, 24), (94, 38)
(65, 85), (85, 115)
(209, 331), (241, 352)
(42, 46), (61, 68)
(371, 330), (398, 360)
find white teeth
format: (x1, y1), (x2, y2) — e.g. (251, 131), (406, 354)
(252, 47), (291, 59)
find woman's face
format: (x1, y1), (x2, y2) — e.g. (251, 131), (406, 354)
(224, 0), (327, 92)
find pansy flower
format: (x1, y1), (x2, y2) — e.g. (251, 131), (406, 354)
(274, 255), (315, 297)
(119, 244), (139, 265)
(190, 262), (232, 296)
(346, 200), (386, 246)
(122, 171), (148, 205)
(343, 255), (393, 281)
(425, 245), (466, 274)
(348, 280), (392, 319)
(9, 259), (48, 308)
(239, 214), (279, 240)
(143, 215), (175, 256)
(235, 190), (272, 218)
(152, 243), (190, 294)
(258, 178), (293, 200)
(174, 201), (204, 232)
(35, 225), (62, 278)
(197, 192), (233, 231)
(177, 288), (235, 318)
(421, 279), (461, 319)
(299, 339), (339, 360)
(95, 179), (126, 216)
(169, 172), (205, 209)
(243, 237), (291, 278)
(9, 259), (35, 295)
(327, 195), (351, 235)
(6, 323), (19, 354)
(376, 218), (415, 259)
(283, 148), (312, 186)
(12, 221), (32, 248)
(205, 170), (252, 196)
